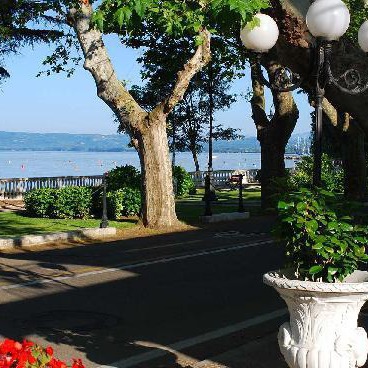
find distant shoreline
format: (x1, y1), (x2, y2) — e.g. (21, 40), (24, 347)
(0, 149), (301, 154)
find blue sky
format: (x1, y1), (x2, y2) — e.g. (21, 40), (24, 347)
(1, 34), (312, 137)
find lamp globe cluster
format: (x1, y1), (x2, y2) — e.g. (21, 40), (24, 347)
(240, 0), (368, 53)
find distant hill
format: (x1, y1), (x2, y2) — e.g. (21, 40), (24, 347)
(0, 131), (311, 154)
(0, 131), (133, 152)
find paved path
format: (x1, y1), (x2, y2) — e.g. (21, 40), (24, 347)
(0, 216), (289, 367)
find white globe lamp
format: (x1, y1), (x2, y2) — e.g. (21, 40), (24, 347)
(240, 13), (279, 53)
(358, 20), (368, 52)
(306, 0), (350, 41)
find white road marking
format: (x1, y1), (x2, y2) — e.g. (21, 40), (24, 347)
(0, 239), (273, 291)
(98, 308), (287, 368)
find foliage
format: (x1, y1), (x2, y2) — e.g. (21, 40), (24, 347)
(0, 0), (78, 82)
(53, 187), (92, 219)
(0, 338), (84, 368)
(129, 52), (241, 170)
(93, 0), (270, 36)
(275, 188), (368, 282)
(173, 166), (196, 197)
(290, 154), (344, 193)
(107, 188), (141, 219)
(106, 165), (141, 191)
(24, 188), (56, 218)
(24, 187), (92, 219)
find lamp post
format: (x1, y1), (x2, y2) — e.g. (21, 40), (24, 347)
(203, 62), (217, 216)
(240, 0), (368, 187)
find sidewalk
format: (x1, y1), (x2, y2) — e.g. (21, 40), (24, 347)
(196, 333), (287, 368)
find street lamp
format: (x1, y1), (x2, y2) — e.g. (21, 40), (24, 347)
(240, 1), (368, 186)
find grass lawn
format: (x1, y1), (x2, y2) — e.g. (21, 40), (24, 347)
(176, 188), (262, 224)
(176, 188), (261, 203)
(0, 211), (136, 238)
(0, 189), (262, 237)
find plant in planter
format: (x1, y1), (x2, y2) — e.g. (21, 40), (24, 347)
(264, 188), (368, 368)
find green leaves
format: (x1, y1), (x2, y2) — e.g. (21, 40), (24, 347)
(92, 0), (270, 36)
(275, 187), (368, 283)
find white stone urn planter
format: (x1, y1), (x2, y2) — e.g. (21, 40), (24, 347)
(264, 270), (368, 368)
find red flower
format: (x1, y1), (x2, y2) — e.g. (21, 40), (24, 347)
(72, 359), (85, 368)
(0, 339), (83, 368)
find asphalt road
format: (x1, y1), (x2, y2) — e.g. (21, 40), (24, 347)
(0, 216), (286, 367)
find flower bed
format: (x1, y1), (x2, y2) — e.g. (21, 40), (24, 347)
(0, 339), (84, 368)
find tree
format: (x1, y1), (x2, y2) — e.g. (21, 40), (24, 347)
(250, 53), (299, 209)
(0, 0), (74, 82)
(68, 0), (268, 228)
(320, 100), (367, 200)
(130, 50), (240, 171)
(267, 0), (368, 136)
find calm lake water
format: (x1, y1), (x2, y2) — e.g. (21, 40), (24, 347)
(0, 151), (298, 179)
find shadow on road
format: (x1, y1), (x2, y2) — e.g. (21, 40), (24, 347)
(0, 216), (284, 367)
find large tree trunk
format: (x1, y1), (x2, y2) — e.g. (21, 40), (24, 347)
(137, 112), (177, 227)
(322, 101), (367, 201)
(260, 140), (287, 208)
(69, 2), (211, 228)
(342, 121), (367, 201)
(251, 56), (299, 209)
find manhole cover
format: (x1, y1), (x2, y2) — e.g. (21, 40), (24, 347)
(16, 310), (120, 333)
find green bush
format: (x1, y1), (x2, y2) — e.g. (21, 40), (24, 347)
(24, 188), (56, 218)
(53, 187), (92, 219)
(24, 187), (92, 219)
(106, 165), (141, 191)
(173, 166), (196, 197)
(107, 188), (141, 219)
(290, 154), (344, 193)
(275, 188), (368, 282)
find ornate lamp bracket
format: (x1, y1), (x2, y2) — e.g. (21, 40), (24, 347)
(251, 53), (302, 92)
(324, 41), (368, 95)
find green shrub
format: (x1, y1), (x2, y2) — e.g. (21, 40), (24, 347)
(53, 187), (92, 219)
(173, 166), (196, 197)
(106, 165), (141, 191)
(275, 188), (368, 282)
(24, 187), (92, 219)
(107, 188), (141, 219)
(290, 154), (344, 192)
(24, 188), (56, 218)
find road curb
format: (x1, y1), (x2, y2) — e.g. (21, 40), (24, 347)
(0, 227), (117, 250)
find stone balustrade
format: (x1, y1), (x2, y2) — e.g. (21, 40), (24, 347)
(0, 175), (103, 200)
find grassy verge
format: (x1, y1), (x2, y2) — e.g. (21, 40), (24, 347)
(176, 189), (262, 224)
(0, 189), (262, 237)
(0, 212), (136, 238)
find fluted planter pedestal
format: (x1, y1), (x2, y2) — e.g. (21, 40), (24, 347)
(264, 270), (368, 368)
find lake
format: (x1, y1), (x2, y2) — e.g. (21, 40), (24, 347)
(0, 151), (298, 179)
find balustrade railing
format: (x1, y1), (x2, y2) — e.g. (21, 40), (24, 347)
(189, 169), (260, 188)
(0, 175), (103, 200)
(0, 170), (261, 200)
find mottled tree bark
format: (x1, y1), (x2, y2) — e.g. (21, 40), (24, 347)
(69, 3), (211, 228)
(322, 101), (367, 200)
(191, 149), (200, 172)
(250, 58), (299, 209)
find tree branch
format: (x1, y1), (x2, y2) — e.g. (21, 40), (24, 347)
(250, 64), (269, 135)
(155, 29), (211, 116)
(68, 3), (145, 131)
